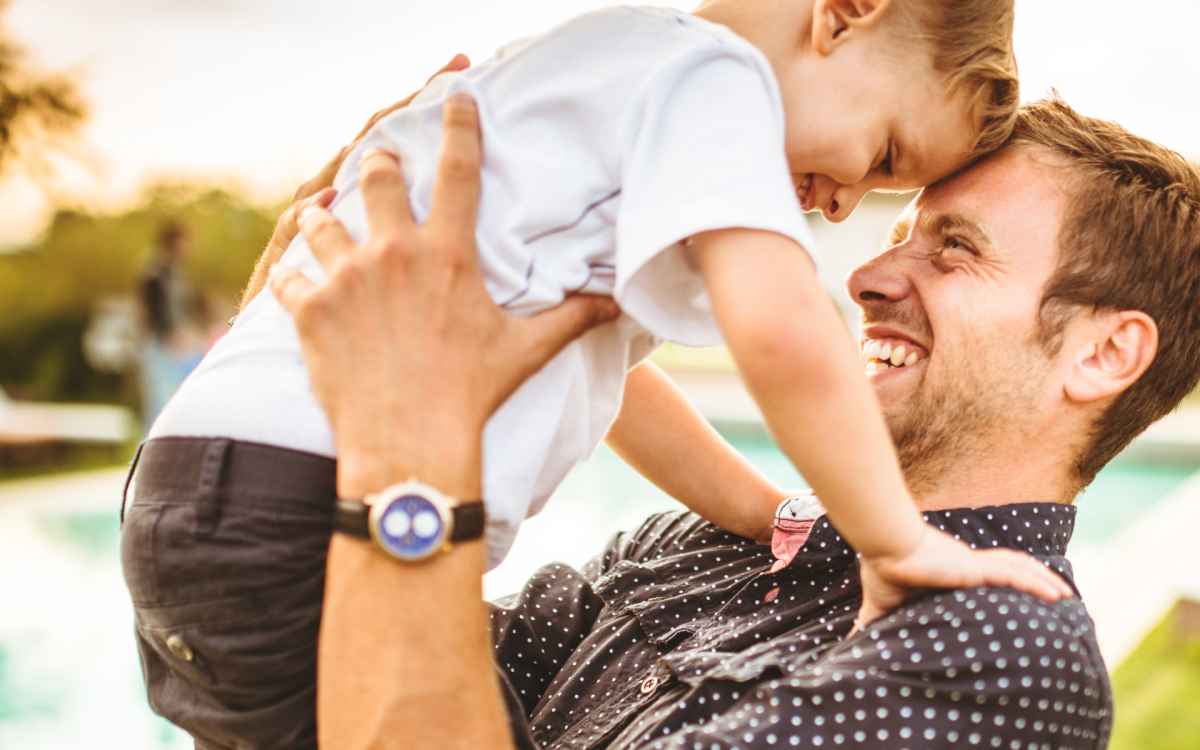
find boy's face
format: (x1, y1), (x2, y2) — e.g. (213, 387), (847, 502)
(776, 37), (978, 224)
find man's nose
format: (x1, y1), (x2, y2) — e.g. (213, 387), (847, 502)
(845, 246), (912, 307)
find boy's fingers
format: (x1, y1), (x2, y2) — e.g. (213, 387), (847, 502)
(298, 206), (357, 269)
(428, 94), (482, 252)
(358, 149), (416, 238)
(983, 551), (1072, 602)
(522, 295), (621, 366)
(270, 267), (314, 316)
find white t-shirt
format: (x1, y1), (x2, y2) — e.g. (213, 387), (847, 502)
(151, 6), (817, 569)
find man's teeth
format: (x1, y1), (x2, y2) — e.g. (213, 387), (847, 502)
(860, 338), (926, 370)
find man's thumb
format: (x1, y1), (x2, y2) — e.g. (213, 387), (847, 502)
(525, 294), (621, 363)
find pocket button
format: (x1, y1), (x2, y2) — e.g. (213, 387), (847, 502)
(166, 635), (195, 661)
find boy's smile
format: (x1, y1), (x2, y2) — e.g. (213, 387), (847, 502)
(780, 31), (979, 224)
(695, 0), (991, 224)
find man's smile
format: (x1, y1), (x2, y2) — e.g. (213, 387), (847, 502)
(860, 331), (929, 373)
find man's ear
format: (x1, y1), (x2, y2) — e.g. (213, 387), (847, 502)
(812, 0), (892, 55)
(1062, 310), (1158, 404)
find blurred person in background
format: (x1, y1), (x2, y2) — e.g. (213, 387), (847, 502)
(138, 220), (205, 428)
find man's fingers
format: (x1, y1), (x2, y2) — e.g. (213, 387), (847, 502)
(522, 295), (621, 366)
(428, 94), (482, 251)
(430, 53), (471, 83)
(290, 188), (338, 236)
(359, 149), (416, 238)
(299, 206), (357, 269)
(353, 55), (473, 142)
(270, 267), (315, 315)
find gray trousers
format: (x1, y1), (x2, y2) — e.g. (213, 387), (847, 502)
(119, 437), (536, 750)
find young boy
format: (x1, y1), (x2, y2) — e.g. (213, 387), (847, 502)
(122, 0), (1067, 746)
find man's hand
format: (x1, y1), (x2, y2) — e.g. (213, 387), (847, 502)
(240, 53), (472, 310)
(268, 93), (618, 750)
(271, 92), (619, 499)
(855, 526), (1076, 630)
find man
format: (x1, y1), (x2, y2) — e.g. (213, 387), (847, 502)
(267, 94), (1200, 750)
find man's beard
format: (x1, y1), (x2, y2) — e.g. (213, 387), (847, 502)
(880, 327), (1050, 497)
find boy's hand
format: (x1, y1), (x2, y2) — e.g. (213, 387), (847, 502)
(854, 526), (1076, 631)
(241, 53), (472, 309)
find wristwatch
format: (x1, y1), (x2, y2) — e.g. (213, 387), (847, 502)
(333, 480), (486, 562)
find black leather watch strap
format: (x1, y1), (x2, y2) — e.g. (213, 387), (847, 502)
(332, 498), (486, 544)
(333, 499), (371, 540)
(449, 501), (486, 542)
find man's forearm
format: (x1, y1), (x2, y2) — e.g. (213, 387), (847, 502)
(319, 437), (516, 750)
(319, 537), (514, 750)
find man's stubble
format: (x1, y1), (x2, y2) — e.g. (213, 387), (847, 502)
(874, 317), (1051, 498)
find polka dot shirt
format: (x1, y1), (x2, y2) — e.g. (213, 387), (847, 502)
(489, 504), (1110, 750)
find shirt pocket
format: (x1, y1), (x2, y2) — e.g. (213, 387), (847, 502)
(592, 560), (705, 644)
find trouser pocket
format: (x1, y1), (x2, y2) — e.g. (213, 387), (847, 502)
(119, 440), (335, 750)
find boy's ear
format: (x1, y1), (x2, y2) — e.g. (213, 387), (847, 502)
(812, 0), (893, 55)
(1062, 309), (1158, 405)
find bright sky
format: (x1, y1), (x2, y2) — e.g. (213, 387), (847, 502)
(5, 0), (1200, 242)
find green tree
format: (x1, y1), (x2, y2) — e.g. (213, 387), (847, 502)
(0, 2), (86, 175)
(0, 186), (279, 404)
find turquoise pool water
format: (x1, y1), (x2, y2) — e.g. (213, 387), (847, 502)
(0, 439), (1193, 747)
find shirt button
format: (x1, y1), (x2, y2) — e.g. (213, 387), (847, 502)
(640, 675), (659, 694)
(764, 587), (780, 603)
(166, 635), (194, 661)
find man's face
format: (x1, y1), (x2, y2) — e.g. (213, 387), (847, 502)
(778, 40), (977, 224)
(845, 148), (1071, 491)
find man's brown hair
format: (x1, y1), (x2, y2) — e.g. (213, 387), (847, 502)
(893, 0), (1020, 162)
(1013, 95), (1200, 485)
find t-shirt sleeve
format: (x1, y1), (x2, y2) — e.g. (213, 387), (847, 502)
(614, 47), (817, 347)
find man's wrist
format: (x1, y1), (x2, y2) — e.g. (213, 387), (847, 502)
(336, 428), (484, 502)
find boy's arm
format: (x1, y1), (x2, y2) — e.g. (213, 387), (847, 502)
(689, 228), (924, 560)
(606, 360), (786, 544)
(689, 228), (1074, 621)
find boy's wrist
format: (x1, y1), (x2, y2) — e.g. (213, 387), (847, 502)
(856, 518), (927, 566)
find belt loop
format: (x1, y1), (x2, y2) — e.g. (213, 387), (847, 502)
(119, 441), (146, 528)
(194, 439), (231, 537)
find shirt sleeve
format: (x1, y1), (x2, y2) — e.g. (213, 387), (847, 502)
(614, 46), (817, 347)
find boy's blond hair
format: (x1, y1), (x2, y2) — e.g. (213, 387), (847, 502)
(894, 0), (1019, 163)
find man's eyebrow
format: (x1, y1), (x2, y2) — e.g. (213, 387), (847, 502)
(921, 211), (997, 249)
(886, 217), (913, 247)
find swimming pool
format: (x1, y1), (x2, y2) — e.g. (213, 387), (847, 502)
(0, 439), (1193, 747)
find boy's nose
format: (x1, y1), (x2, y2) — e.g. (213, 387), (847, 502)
(822, 182), (870, 223)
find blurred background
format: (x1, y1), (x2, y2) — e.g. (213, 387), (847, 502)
(1, 0), (1199, 747)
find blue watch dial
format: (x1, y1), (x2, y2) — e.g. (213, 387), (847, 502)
(374, 493), (447, 560)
